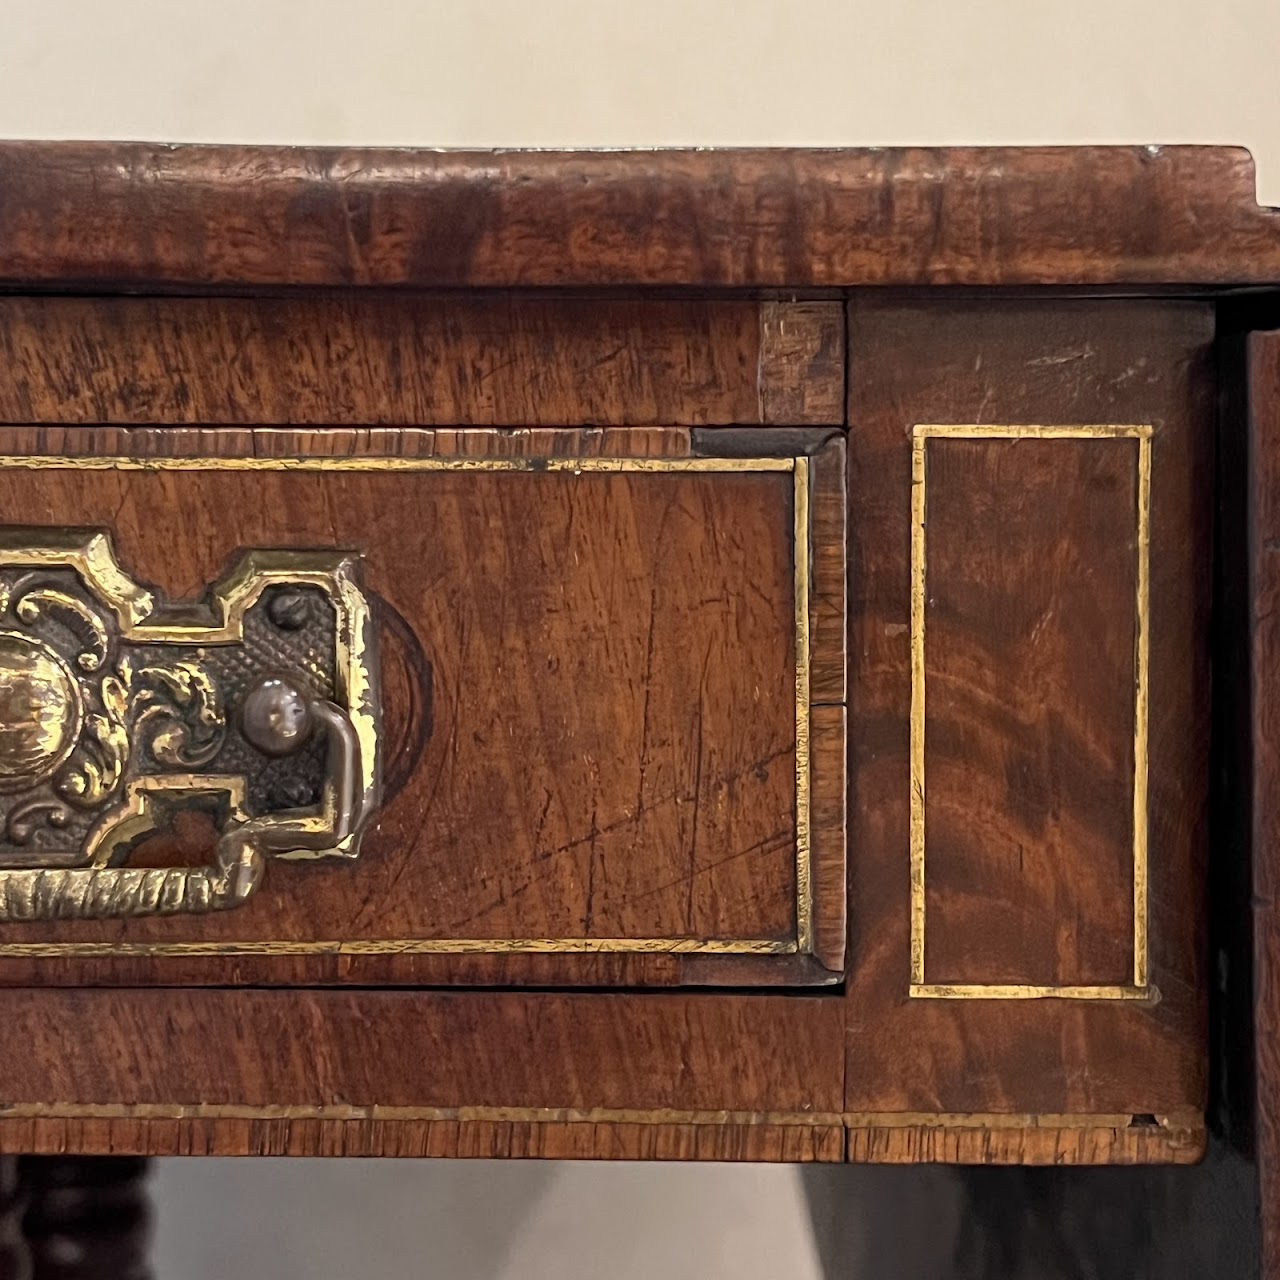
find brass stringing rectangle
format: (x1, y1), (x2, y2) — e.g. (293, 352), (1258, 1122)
(0, 454), (815, 960)
(908, 425), (1152, 1001)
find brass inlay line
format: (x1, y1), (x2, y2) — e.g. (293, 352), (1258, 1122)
(793, 456), (813, 954)
(0, 937), (795, 958)
(909, 434), (928, 986)
(0, 1102), (1199, 1133)
(1133, 430), (1152, 989)
(0, 456), (796, 475)
(0, 453), (814, 961)
(911, 984), (1154, 1002)
(908, 425), (1153, 1001)
(911, 425), (1154, 444)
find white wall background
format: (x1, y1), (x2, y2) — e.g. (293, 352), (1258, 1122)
(2, 3), (1276, 1277)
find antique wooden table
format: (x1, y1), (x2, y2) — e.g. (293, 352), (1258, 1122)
(0, 142), (1274, 1276)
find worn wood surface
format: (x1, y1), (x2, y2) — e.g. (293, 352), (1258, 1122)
(1251, 330), (1280, 1276)
(845, 298), (1212, 1116)
(0, 295), (843, 427)
(759, 302), (846, 425)
(19, 1159), (152, 1280)
(0, 144), (1277, 288)
(0, 427), (843, 988)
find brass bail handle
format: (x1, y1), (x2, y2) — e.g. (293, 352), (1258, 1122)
(239, 675), (366, 854)
(0, 676), (367, 922)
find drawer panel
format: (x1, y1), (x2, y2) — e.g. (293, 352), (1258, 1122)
(0, 426), (845, 987)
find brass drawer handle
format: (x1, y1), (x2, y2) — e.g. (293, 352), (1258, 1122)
(0, 532), (380, 920)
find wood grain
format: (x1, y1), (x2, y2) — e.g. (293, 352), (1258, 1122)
(809, 434), (847, 706)
(0, 1119), (846, 1163)
(0, 987), (846, 1160)
(843, 1119), (1204, 1165)
(0, 426), (844, 988)
(808, 434), (847, 973)
(0, 295), (843, 427)
(810, 705), (847, 975)
(0, 1113), (1204, 1163)
(0, 144), (1277, 288)
(760, 303), (845, 425)
(845, 298), (1212, 1116)
(1250, 330), (1280, 1275)
(920, 433), (1139, 987)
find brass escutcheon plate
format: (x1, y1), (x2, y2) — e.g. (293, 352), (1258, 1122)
(0, 530), (380, 919)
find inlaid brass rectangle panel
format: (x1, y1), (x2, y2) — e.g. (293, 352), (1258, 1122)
(0, 449), (827, 974)
(908, 424), (1152, 1001)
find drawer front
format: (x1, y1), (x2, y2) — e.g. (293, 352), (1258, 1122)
(0, 426), (845, 988)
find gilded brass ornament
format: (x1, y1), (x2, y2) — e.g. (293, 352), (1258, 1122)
(0, 532), (380, 919)
(0, 632), (82, 790)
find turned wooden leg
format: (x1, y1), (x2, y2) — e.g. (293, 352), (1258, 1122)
(18, 1159), (152, 1280)
(0, 1158), (30, 1280)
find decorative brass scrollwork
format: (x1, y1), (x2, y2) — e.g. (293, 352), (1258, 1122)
(0, 532), (380, 919)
